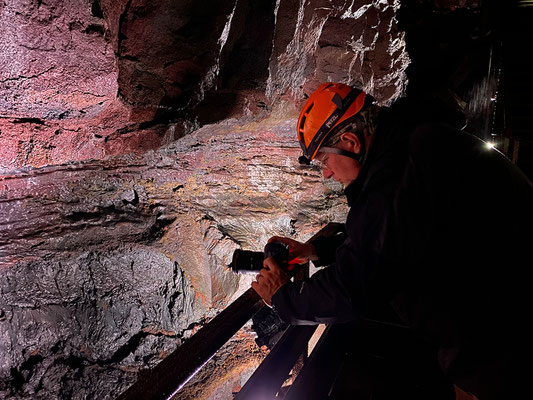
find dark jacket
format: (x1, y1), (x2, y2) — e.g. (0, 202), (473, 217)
(271, 97), (533, 396)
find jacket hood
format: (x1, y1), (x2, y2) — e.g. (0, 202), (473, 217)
(345, 95), (466, 205)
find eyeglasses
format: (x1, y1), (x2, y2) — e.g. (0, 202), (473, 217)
(310, 152), (329, 169)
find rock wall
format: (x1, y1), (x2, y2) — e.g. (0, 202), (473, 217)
(0, 248), (199, 399)
(1, 0), (494, 398)
(1, 0), (409, 172)
(0, 115), (348, 398)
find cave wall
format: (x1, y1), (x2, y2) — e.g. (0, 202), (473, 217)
(0, 114), (349, 398)
(1, 0), (410, 172)
(0, 0), (148, 169)
(0, 0), (488, 399)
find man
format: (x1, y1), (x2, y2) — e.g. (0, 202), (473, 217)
(251, 82), (532, 399)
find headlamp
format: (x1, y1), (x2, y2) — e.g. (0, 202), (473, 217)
(298, 155), (311, 165)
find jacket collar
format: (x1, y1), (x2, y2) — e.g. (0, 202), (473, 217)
(344, 176), (365, 207)
(343, 95), (465, 208)
(342, 106), (391, 207)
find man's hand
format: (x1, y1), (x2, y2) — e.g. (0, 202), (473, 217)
(251, 257), (290, 306)
(268, 236), (318, 265)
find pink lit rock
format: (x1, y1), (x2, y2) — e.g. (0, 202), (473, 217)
(0, 0), (414, 397)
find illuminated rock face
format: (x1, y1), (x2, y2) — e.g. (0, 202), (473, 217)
(0, 0), (498, 397)
(1, 0), (409, 172)
(0, 248), (200, 398)
(0, 0), (411, 398)
(0, 115), (348, 398)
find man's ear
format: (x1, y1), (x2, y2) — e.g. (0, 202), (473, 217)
(339, 132), (361, 154)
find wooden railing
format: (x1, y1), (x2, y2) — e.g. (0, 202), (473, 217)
(117, 222), (345, 400)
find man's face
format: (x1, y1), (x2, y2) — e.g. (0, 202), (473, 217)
(315, 139), (361, 186)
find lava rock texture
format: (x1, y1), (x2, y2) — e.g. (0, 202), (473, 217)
(0, 0), (488, 398)
(0, 116), (348, 398)
(1, 0), (409, 172)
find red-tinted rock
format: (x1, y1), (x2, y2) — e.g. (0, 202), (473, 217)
(0, 0), (116, 118)
(0, 0), (496, 398)
(1, 0), (411, 171)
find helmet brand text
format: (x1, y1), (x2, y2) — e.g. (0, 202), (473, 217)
(325, 114), (339, 129)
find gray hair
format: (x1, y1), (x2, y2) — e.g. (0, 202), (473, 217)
(324, 105), (380, 147)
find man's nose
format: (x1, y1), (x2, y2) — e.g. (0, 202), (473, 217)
(322, 168), (333, 179)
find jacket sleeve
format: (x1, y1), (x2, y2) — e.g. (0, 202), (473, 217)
(271, 258), (362, 325)
(310, 229), (347, 267)
(271, 192), (390, 326)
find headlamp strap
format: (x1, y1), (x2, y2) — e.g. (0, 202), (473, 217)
(305, 89), (361, 159)
(320, 146), (363, 162)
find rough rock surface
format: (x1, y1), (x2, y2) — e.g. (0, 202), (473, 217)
(0, 0), (491, 398)
(266, 0), (409, 105)
(1, 0), (409, 171)
(0, 0), (116, 118)
(1, 116), (347, 398)
(0, 248), (200, 399)
(0, 0), (174, 171)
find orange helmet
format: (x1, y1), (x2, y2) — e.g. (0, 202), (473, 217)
(297, 83), (368, 164)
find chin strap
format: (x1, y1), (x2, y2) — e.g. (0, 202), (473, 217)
(299, 116), (368, 166)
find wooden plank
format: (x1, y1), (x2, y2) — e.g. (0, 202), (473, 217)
(117, 288), (264, 400)
(117, 222), (346, 400)
(234, 324), (317, 400)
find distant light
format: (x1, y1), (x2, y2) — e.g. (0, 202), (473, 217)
(486, 142), (496, 150)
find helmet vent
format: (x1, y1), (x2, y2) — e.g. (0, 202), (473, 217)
(299, 115), (306, 132)
(299, 103), (314, 132)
